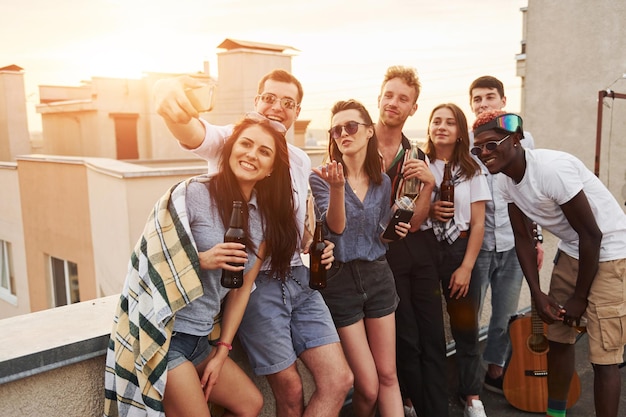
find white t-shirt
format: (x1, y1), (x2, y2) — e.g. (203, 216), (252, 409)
(186, 118), (310, 267)
(498, 148), (626, 261)
(429, 159), (491, 231)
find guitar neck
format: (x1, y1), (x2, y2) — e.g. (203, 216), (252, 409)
(529, 218), (544, 336)
(530, 299), (545, 336)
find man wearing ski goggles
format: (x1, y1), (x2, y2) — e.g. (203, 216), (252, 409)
(473, 108), (626, 417)
(470, 113), (522, 157)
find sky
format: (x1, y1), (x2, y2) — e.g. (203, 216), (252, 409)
(1, 0), (529, 134)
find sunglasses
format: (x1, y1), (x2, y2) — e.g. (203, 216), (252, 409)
(245, 111), (287, 134)
(328, 121), (369, 140)
(470, 134), (511, 156)
(257, 93), (299, 110)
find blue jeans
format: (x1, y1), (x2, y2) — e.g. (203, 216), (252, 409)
(475, 248), (524, 367)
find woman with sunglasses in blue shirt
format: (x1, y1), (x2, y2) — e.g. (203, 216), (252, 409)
(309, 99), (409, 417)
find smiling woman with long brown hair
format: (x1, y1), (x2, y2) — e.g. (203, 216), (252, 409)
(105, 114), (297, 417)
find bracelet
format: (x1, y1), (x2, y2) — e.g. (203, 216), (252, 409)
(216, 341), (233, 351)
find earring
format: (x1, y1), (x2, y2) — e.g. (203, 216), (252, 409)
(456, 137), (461, 142)
(514, 144), (518, 148)
(267, 173), (272, 177)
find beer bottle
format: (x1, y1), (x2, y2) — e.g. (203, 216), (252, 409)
(440, 160), (454, 204)
(309, 220), (327, 290)
(402, 139), (421, 200)
(221, 201), (245, 288)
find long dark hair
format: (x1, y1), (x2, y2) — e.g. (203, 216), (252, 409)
(208, 116), (297, 279)
(327, 99), (383, 185)
(424, 103), (479, 180)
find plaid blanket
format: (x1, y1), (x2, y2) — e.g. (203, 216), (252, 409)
(103, 179), (203, 417)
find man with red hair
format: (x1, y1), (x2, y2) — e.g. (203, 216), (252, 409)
(468, 76), (543, 395)
(472, 110), (626, 417)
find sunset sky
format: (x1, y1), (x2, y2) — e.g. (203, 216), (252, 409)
(1, 0), (529, 132)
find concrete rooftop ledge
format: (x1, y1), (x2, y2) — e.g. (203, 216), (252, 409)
(0, 295), (118, 384)
(16, 154), (209, 179)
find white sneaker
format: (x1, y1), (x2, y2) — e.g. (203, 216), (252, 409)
(464, 399), (487, 417)
(404, 405), (418, 417)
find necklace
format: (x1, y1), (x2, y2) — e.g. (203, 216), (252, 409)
(347, 175), (367, 195)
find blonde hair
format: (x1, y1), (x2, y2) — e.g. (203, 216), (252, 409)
(381, 66), (421, 102)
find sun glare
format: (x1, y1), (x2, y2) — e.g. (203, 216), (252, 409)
(61, 1), (209, 80)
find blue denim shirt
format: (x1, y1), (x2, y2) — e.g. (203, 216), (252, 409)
(309, 171), (391, 263)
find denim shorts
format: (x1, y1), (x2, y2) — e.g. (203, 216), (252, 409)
(321, 256), (399, 328)
(548, 251), (626, 365)
(167, 331), (212, 370)
(237, 265), (340, 376)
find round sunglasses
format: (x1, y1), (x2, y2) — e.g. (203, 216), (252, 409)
(328, 121), (369, 140)
(257, 93), (298, 111)
(470, 134), (511, 157)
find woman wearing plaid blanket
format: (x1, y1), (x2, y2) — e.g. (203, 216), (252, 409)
(104, 114), (297, 417)
(424, 103), (491, 417)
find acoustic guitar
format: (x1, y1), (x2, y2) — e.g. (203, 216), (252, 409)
(502, 299), (582, 412)
(503, 222), (582, 412)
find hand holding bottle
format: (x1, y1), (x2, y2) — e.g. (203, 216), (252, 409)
(197, 242), (247, 270)
(431, 198), (454, 222)
(402, 140), (423, 199)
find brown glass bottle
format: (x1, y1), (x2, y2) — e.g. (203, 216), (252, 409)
(221, 201), (245, 288)
(440, 160), (454, 204)
(309, 220), (327, 290)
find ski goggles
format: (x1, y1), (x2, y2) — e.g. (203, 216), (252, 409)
(474, 113), (523, 136)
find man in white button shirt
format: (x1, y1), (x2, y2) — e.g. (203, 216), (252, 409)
(154, 69), (353, 417)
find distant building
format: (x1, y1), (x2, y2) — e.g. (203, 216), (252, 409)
(0, 39), (313, 318)
(517, 2), (626, 206)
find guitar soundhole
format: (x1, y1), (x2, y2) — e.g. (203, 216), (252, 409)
(527, 334), (549, 354)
